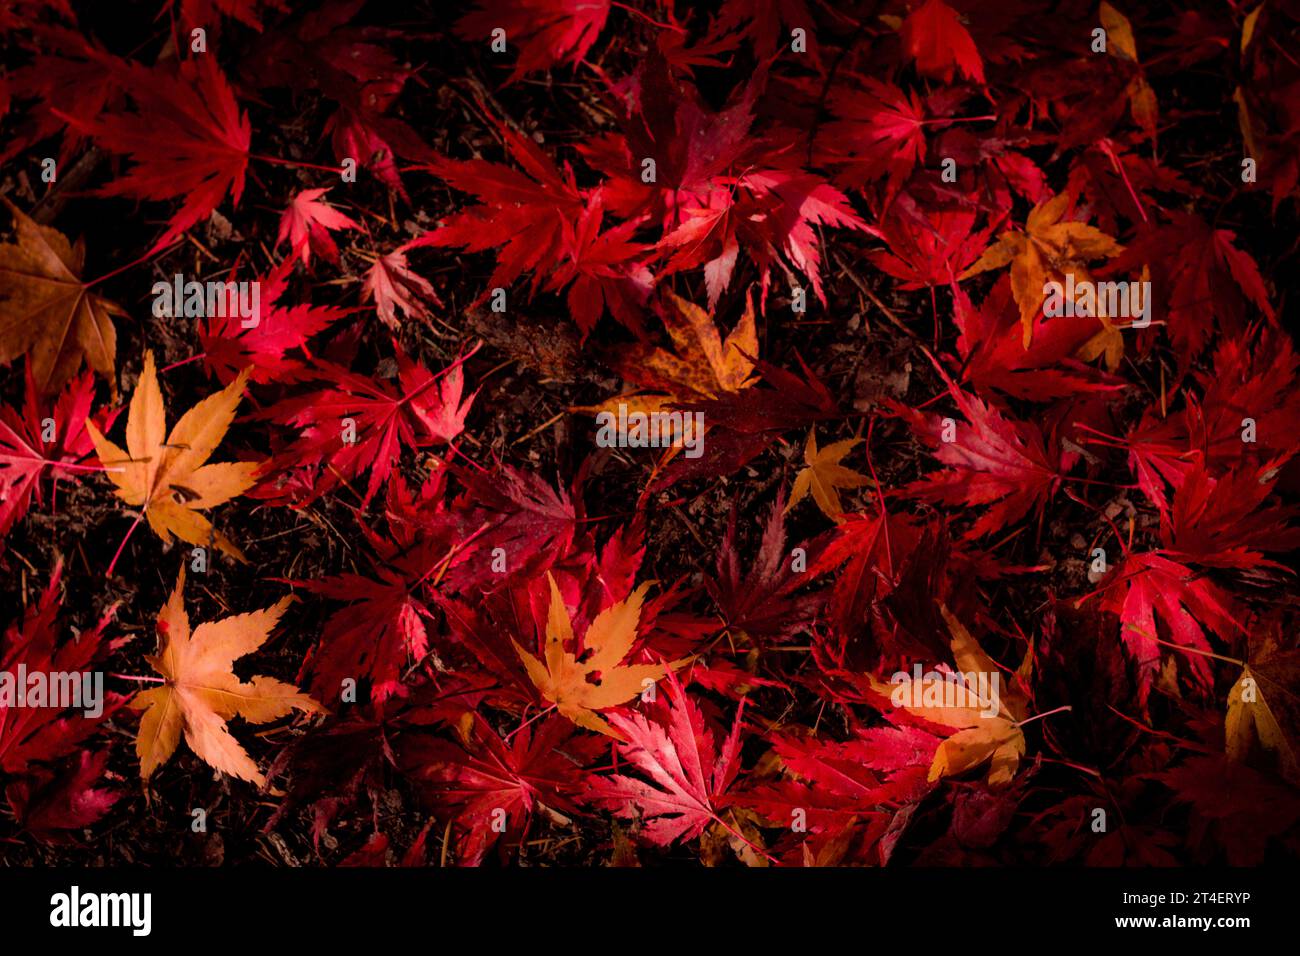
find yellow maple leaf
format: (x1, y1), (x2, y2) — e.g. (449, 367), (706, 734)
(134, 566), (324, 786)
(1100, 1), (1158, 135)
(786, 430), (870, 522)
(1074, 263), (1152, 370)
(577, 290), (757, 426)
(513, 573), (679, 738)
(961, 193), (1124, 348)
(0, 198), (124, 396)
(870, 606), (1032, 787)
(86, 350), (258, 561)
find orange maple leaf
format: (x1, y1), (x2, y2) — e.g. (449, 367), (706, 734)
(134, 567), (324, 786)
(513, 573), (681, 738)
(786, 430), (871, 522)
(579, 290), (758, 426)
(961, 193), (1123, 348)
(86, 351), (258, 561)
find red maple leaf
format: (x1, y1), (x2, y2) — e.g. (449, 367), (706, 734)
(455, 0), (611, 84)
(742, 727), (934, 851)
(199, 258), (351, 386)
(1122, 326), (1300, 513)
(587, 668), (746, 847)
(659, 168), (875, 308)
(706, 491), (825, 647)
(62, 56), (250, 256)
(951, 277), (1125, 402)
(815, 79), (927, 198)
(1, 562), (126, 838)
(240, 0), (432, 193)
(544, 192), (653, 338)
(0, 366), (117, 547)
(413, 116), (584, 294)
(900, 0), (985, 84)
(362, 245), (443, 330)
(1160, 460), (1300, 571)
(1095, 551), (1238, 703)
(294, 473), (478, 703)
(1111, 212), (1275, 367)
(400, 714), (602, 865)
(278, 187), (361, 267)
(576, 47), (760, 226)
(894, 362), (1064, 540)
(258, 349), (475, 506)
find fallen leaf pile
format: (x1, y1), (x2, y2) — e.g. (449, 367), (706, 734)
(0, 0), (1297, 869)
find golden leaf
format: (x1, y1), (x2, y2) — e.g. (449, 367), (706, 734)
(86, 351), (258, 560)
(0, 198), (123, 395)
(134, 567), (324, 786)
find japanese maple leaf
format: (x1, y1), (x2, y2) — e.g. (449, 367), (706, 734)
(786, 430), (869, 522)
(576, 47), (759, 226)
(298, 557), (437, 707)
(455, 0), (611, 83)
(0, 25), (126, 169)
(62, 56), (250, 256)
(1110, 212), (1274, 366)
(0, 198), (123, 395)
(894, 364), (1063, 540)
(86, 351), (258, 561)
(869, 199), (997, 290)
(398, 714), (602, 865)
(1160, 461), (1300, 571)
(134, 567), (323, 786)
(660, 169), (874, 308)
(412, 117), (584, 293)
(815, 79), (926, 198)
(200, 257), (350, 386)
(581, 290), (757, 432)
(587, 667), (746, 846)
(707, 491), (825, 647)
(866, 606), (1031, 787)
(7, 750), (119, 839)
(900, 0), (985, 84)
(438, 460), (578, 594)
(742, 726), (935, 841)
(952, 276), (1124, 402)
(277, 187), (361, 267)
(1, 561), (125, 779)
(1123, 327), (1300, 513)
(0, 367), (115, 547)
(961, 192), (1124, 347)
(513, 573), (671, 738)
(239, 0), (432, 193)
(544, 192), (653, 338)
(1, 561), (124, 837)
(259, 350), (474, 506)
(362, 245), (443, 330)
(1226, 618), (1300, 786)
(295, 475), (467, 704)
(1094, 551), (1239, 703)
(654, 353), (842, 490)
